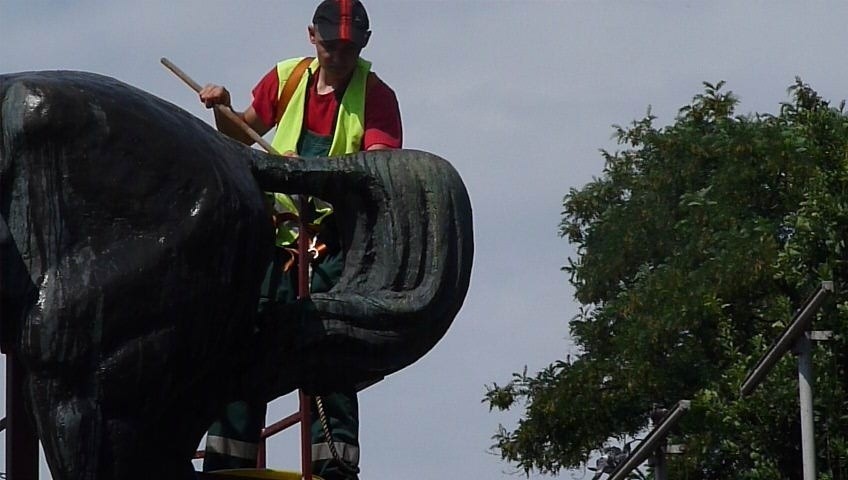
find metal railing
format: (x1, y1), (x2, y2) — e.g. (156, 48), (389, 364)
(606, 400), (691, 480)
(740, 280), (835, 480)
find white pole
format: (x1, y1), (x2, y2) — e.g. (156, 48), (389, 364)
(797, 333), (816, 480)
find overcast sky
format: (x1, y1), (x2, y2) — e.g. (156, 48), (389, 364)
(3, 1), (848, 479)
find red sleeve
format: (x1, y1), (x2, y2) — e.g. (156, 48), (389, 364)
(364, 75), (403, 149)
(251, 67), (280, 128)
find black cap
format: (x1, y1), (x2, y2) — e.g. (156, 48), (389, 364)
(312, 0), (370, 48)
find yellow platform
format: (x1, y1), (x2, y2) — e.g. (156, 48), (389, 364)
(197, 469), (324, 480)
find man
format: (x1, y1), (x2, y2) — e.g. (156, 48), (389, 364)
(198, 1), (402, 478)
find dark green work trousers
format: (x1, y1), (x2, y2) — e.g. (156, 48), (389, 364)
(203, 249), (360, 480)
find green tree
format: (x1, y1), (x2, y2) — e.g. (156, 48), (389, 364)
(486, 80), (848, 479)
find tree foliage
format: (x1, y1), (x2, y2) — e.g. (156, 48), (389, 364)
(485, 80), (848, 479)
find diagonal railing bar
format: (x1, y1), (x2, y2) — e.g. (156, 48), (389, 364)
(607, 400), (691, 480)
(740, 281), (833, 396)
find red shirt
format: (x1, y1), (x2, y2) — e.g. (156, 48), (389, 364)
(251, 64), (403, 150)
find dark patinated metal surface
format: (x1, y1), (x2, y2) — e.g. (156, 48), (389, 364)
(0, 71), (473, 479)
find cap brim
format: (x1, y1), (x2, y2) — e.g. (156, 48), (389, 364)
(314, 22), (368, 48)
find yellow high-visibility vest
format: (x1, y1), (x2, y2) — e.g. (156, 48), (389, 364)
(268, 56), (371, 247)
(271, 56), (370, 156)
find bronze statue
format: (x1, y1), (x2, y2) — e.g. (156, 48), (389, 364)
(0, 71), (472, 479)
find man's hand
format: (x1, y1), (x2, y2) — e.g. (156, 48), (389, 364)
(197, 84), (270, 147)
(367, 143), (394, 151)
(198, 84), (232, 109)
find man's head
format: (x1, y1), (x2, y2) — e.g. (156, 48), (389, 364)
(312, 0), (371, 48)
(309, 0), (371, 78)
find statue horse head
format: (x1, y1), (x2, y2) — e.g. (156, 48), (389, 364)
(0, 71), (472, 479)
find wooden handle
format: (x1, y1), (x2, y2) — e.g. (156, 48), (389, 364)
(160, 57), (202, 92)
(160, 57), (279, 155)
